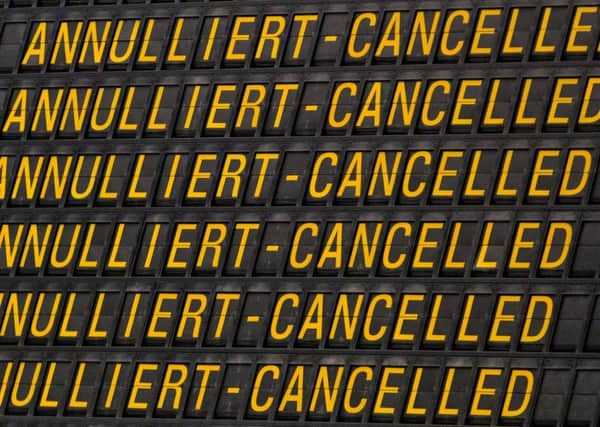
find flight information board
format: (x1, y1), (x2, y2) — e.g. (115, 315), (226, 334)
(0, 0), (599, 425)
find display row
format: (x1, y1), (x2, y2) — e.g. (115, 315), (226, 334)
(0, 147), (595, 207)
(0, 287), (596, 352)
(0, 354), (595, 425)
(0, 214), (595, 277)
(1, 5), (598, 72)
(2, 74), (600, 138)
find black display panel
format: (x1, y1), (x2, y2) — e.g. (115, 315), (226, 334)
(0, 0), (598, 424)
